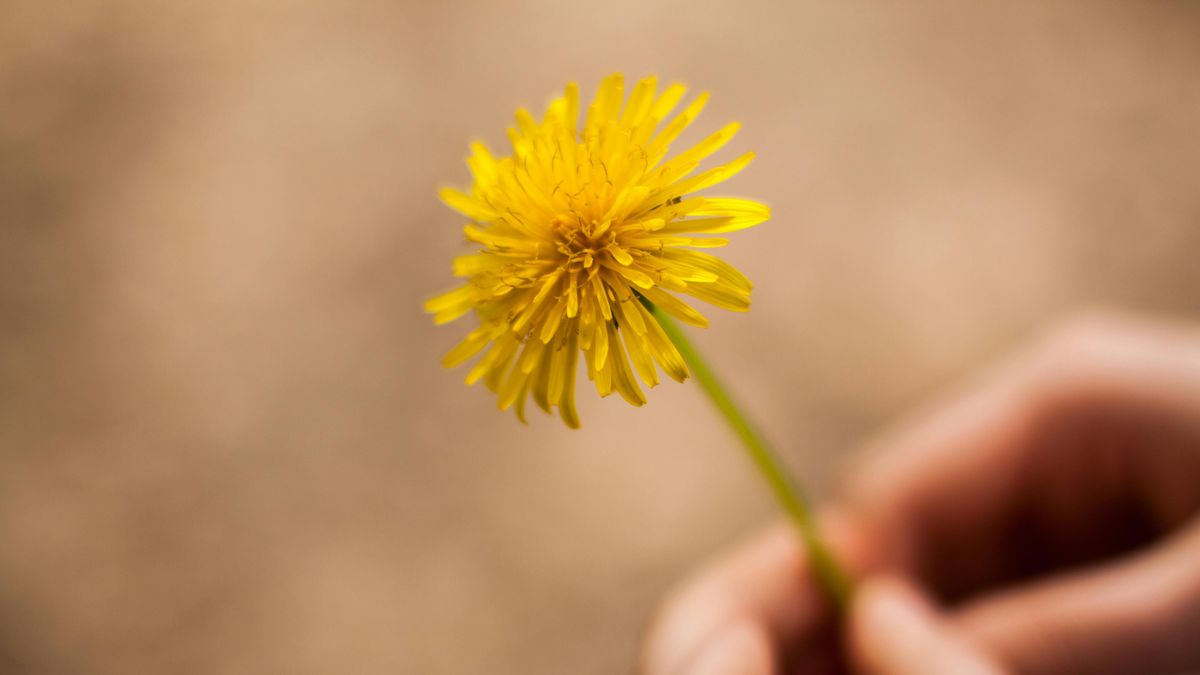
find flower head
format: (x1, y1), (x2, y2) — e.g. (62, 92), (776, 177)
(426, 74), (769, 427)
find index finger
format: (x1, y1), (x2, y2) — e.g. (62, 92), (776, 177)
(842, 313), (1200, 600)
(639, 515), (874, 674)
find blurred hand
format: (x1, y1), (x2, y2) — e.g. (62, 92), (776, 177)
(640, 313), (1200, 675)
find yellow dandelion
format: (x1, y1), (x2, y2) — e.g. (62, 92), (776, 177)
(425, 73), (769, 427)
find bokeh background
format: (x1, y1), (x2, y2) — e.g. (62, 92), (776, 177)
(2, 1), (1199, 673)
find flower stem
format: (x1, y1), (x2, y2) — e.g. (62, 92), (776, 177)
(648, 303), (852, 608)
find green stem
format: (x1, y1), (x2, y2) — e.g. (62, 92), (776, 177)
(648, 303), (852, 608)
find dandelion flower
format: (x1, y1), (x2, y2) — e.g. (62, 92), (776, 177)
(425, 74), (769, 427)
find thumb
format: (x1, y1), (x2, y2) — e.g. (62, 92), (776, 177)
(848, 577), (1008, 675)
(952, 523), (1200, 675)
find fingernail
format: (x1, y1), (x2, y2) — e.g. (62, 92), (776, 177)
(852, 577), (1007, 675)
(858, 579), (924, 632)
(683, 623), (769, 675)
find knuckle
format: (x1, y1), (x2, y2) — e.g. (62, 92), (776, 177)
(1038, 309), (1131, 362)
(1023, 309), (1140, 400)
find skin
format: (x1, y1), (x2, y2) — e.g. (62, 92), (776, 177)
(639, 312), (1200, 675)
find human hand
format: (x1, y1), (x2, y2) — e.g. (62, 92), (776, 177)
(640, 314), (1200, 674)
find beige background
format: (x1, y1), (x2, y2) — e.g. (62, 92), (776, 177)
(2, 1), (1199, 673)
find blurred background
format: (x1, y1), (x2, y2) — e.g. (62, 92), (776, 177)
(2, 1), (1199, 673)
